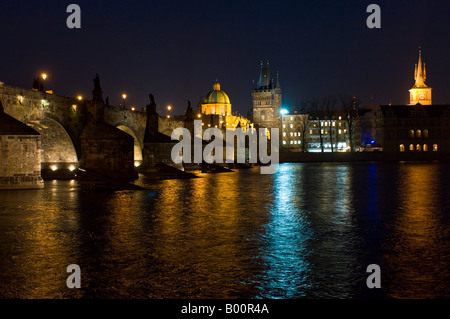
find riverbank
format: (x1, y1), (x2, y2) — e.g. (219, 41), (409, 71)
(279, 151), (449, 163)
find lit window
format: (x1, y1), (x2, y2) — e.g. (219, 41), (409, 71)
(338, 129), (342, 134)
(416, 130), (421, 138)
(423, 130), (429, 138)
(409, 130), (414, 138)
(290, 116), (293, 121)
(399, 144), (405, 152)
(416, 144), (421, 151)
(339, 122), (342, 127)
(310, 129), (313, 134)
(290, 124), (293, 129)
(283, 132), (286, 137)
(409, 144), (414, 151)
(290, 141), (293, 144)
(433, 144), (438, 152)
(294, 132), (297, 137)
(332, 122), (336, 127)
(290, 132), (293, 137)
(423, 144), (428, 152)
(339, 116), (342, 120)
(321, 129), (324, 134)
(283, 124), (286, 128)
(283, 140), (286, 145)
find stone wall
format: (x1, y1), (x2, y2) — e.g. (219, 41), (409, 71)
(0, 135), (44, 189)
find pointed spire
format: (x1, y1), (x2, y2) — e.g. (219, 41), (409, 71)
(258, 60), (270, 88)
(414, 47), (427, 88)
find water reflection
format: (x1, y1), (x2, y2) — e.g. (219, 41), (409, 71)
(0, 163), (449, 298)
(257, 163), (312, 298)
(385, 164), (450, 298)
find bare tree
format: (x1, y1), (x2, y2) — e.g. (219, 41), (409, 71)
(309, 98), (324, 152)
(296, 101), (311, 152)
(339, 93), (361, 152)
(322, 95), (337, 152)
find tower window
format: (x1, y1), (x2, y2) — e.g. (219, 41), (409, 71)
(399, 144), (405, 152)
(416, 130), (421, 138)
(409, 144), (414, 151)
(433, 144), (438, 152)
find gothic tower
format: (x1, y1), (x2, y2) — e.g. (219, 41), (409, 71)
(409, 49), (432, 105)
(251, 61), (282, 128)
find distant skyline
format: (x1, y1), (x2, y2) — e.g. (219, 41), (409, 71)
(1, 0), (449, 115)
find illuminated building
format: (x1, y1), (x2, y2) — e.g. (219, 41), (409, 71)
(370, 49), (450, 155)
(251, 61), (282, 129)
(198, 81), (252, 130)
(409, 49), (432, 105)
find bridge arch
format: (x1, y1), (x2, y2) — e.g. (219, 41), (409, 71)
(26, 118), (79, 176)
(116, 125), (143, 167)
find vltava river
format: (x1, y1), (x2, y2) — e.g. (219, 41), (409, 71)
(0, 162), (449, 299)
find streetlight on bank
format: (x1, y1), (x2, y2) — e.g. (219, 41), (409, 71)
(122, 94), (127, 108)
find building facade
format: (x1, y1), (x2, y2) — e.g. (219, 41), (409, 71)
(409, 49), (432, 105)
(251, 61), (282, 129)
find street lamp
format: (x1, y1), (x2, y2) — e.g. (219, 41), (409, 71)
(167, 105), (172, 118)
(39, 73), (47, 91)
(77, 95), (83, 101)
(122, 94), (127, 108)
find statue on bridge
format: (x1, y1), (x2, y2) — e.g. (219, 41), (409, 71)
(92, 73), (103, 102)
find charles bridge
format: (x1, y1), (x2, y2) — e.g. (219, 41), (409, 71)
(0, 77), (184, 183)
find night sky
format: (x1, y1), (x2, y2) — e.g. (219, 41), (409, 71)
(1, 0), (449, 115)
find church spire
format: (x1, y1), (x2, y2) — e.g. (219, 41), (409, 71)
(413, 48), (427, 88)
(258, 60), (271, 88)
(409, 47), (432, 105)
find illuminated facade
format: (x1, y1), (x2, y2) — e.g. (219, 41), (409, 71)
(374, 50), (450, 154)
(409, 49), (432, 105)
(198, 81), (252, 130)
(199, 81), (232, 116)
(251, 61), (282, 129)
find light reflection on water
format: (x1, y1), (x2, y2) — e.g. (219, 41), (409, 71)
(0, 162), (449, 299)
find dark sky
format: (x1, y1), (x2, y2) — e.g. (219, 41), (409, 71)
(1, 0), (449, 115)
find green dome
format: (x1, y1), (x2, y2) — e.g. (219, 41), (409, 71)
(204, 82), (231, 104)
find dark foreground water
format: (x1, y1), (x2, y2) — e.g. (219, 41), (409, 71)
(0, 162), (449, 299)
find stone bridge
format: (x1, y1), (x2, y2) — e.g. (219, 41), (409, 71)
(0, 82), (184, 178)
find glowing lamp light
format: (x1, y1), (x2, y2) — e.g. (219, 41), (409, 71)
(279, 108), (289, 115)
(77, 95), (83, 101)
(371, 140), (376, 144)
(167, 105), (172, 111)
(41, 73), (47, 80)
(122, 94), (127, 100)
(134, 162), (140, 167)
(131, 107), (136, 111)
(51, 165), (58, 171)
(197, 114), (201, 118)
(69, 165), (76, 172)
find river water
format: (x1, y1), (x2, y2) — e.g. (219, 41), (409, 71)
(0, 162), (449, 299)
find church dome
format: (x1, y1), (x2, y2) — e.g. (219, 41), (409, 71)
(204, 82), (231, 104)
